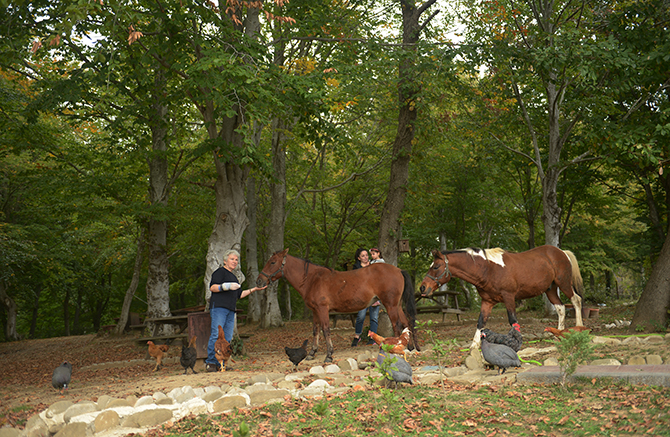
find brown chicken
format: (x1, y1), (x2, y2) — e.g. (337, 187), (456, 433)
(544, 326), (591, 338)
(214, 325), (232, 372)
(369, 327), (411, 358)
(147, 341), (169, 371)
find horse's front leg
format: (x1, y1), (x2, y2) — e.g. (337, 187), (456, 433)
(306, 318), (320, 360)
(319, 315), (334, 363)
(472, 300), (494, 349)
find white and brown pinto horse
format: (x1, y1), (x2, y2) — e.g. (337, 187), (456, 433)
(419, 245), (585, 348)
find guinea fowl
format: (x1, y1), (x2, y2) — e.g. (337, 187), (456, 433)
(52, 362), (72, 393)
(376, 351), (413, 388)
(284, 340), (309, 372)
(480, 332), (521, 374)
(180, 336), (198, 374)
(481, 324), (523, 352)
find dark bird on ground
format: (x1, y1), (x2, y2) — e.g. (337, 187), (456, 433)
(544, 326), (591, 338)
(147, 341), (170, 371)
(376, 351), (413, 388)
(214, 325), (232, 372)
(285, 339), (309, 372)
(481, 324), (523, 352)
(480, 332), (521, 374)
(52, 362), (72, 393)
(180, 336), (198, 375)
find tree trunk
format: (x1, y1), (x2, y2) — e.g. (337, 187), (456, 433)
(0, 281), (21, 341)
(378, 0), (438, 266)
(115, 226), (146, 335)
(261, 117), (287, 328)
(145, 73), (172, 333)
(245, 176), (262, 323)
(63, 289), (70, 336)
(631, 221), (670, 332)
(29, 285), (41, 339)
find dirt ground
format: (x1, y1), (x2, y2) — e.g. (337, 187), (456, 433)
(0, 306), (664, 429)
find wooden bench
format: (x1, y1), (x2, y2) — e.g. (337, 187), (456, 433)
(416, 290), (467, 322)
(135, 333), (188, 344)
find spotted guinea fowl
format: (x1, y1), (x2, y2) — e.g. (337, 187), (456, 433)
(376, 351), (413, 388)
(480, 332), (521, 374)
(481, 323), (523, 352)
(52, 361), (72, 394)
(285, 339), (309, 372)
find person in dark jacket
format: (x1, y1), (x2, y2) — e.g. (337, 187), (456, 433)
(205, 249), (266, 372)
(351, 248), (381, 346)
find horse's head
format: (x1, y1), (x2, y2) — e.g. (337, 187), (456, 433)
(256, 248), (289, 287)
(419, 249), (452, 296)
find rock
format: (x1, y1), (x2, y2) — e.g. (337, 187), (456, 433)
(544, 357), (559, 366)
(94, 410), (119, 433)
(622, 336), (641, 344)
(46, 401), (74, 418)
(155, 397), (174, 405)
(590, 358), (622, 366)
(248, 389), (289, 406)
(153, 392), (168, 402)
(135, 396), (155, 407)
(53, 422), (88, 437)
(628, 356), (646, 365)
(63, 402), (97, 423)
(247, 374), (269, 384)
(120, 409), (173, 428)
(592, 336), (621, 345)
(96, 395), (112, 410)
(644, 336), (664, 344)
(201, 390), (224, 403)
(0, 427), (22, 437)
(646, 355), (663, 365)
(179, 398), (208, 418)
(212, 395), (248, 413)
(324, 364), (340, 374)
(125, 395), (138, 407)
(309, 366), (325, 374)
(107, 399), (132, 408)
(285, 372), (310, 381)
(339, 358), (358, 371)
(245, 383), (275, 394)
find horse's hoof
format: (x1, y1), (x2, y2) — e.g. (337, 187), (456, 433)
(306, 355), (314, 361)
(324, 357), (333, 363)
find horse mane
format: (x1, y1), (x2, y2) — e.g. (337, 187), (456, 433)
(452, 247), (507, 267)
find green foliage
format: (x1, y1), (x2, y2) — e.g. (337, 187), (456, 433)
(552, 330), (595, 388)
(232, 421), (249, 437)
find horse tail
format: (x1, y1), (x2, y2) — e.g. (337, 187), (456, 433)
(401, 270), (420, 351)
(563, 250), (585, 297)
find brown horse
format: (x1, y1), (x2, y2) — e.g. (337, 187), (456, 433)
(256, 249), (417, 363)
(419, 245), (584, 348)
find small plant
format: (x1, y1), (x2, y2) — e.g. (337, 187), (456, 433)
(552, 330), (594, 388)
(313, 399), (329, 416)
(232, 421), (250, 437)
(231, 335), (245, 356)
(635, 324), (645, 332)
(416, 320), (458, 389)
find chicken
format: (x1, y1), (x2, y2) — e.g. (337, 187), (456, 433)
(480, 332), (521, 374)
(180, 336), (198, 375)
(147, 341), (169, 371)
(214, 325), (232, 372)
(376, 351), (413, 388)
(285, 339), (309, 372)
(544, 326), (591, 338)
(52, 361), (72, 393)
(369, 327), (412, 358)
(481, 324), (523, 352)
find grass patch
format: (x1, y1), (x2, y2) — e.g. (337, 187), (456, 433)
(147, 382), (670, 437)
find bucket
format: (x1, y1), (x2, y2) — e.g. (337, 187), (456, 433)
(589, 308), (600, 319)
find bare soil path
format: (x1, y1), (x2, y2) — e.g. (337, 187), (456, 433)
(0, 306), (660, 430)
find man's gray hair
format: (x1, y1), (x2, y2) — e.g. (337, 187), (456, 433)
(223, 249), (240, 261)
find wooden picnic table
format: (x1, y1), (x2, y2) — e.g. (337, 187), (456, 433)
(416, 289), (467, 322)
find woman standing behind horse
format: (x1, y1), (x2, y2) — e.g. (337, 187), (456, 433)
(351, 248), (381, 346)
